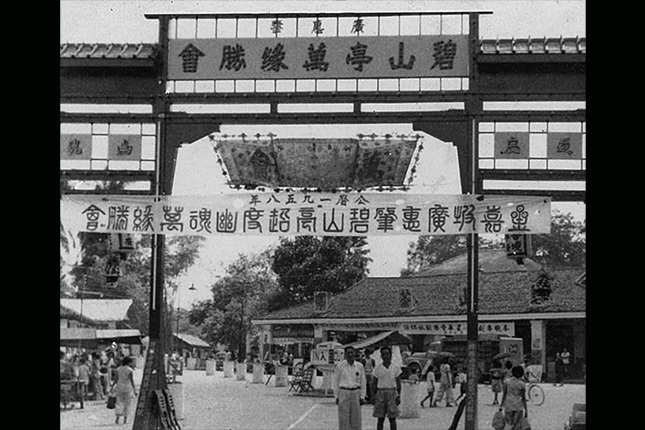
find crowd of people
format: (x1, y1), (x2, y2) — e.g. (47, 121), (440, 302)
(60, 347), (138, 425)
(60, 349), (121, 402)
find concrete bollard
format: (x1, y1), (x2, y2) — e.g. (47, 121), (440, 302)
(400, 381), (421, 418)
(275, 365), (288, 387)
(236, 363), (246, 381)
(205, 359), (215, 376)
(186, 358), (197, 370)
(252, 363), (264, 384)
(167, 382), (184, 420)
(223, 361), (235, 378)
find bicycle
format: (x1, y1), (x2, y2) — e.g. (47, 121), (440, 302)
(520, 366), (545, 406)
(526, 380), (545, 406)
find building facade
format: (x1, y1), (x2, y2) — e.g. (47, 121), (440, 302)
(252, 250), (585, 380)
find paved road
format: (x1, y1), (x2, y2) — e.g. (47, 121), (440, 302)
(60, 368), (585, 430)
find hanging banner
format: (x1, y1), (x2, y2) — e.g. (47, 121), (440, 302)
(60, 193), (550, 237)
(168, 35), (469, 80)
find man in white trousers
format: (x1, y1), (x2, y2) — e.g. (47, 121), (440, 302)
(333, 346), (367, 430)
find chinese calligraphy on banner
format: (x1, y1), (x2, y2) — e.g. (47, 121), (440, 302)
(400, 321), (515, 336)
(60, 193), (550, 237)
(168, 35), (469, 80)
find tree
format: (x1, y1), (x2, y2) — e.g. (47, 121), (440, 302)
(64, 232), (204, 335)
(531, 211), (585, 268)
(268, 236), (371, 310)
(401, 235), (466, 277)
(401, 211), (585, 276)
(188, 250), (279, 359)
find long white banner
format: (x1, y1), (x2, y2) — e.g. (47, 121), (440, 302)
(60, 193), (550, 236)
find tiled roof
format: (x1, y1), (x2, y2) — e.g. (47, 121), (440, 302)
(60, 299), (133, 322)
(59, 43), (157, 59)
(479, 36), (585, 54)
(59, 37), (585, 60)
(175, 333), (211, 348)
(256, 267), (585, 321)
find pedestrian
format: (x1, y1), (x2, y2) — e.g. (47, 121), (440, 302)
(90, 352), (105, 400)
(419, 363), (435, 407)
(490, 360), (504, 405)
(554, 353), (565, 386)
(332, 346), (366, 430)
(362, 349), (376, 404)
(110, 356), (137, 425)
(453, 366), (467, 404)
(60, 350), (74, 381)
(103, 350), (117, 392)
(499, 365), (528, 430)
(560, 347), (571, 379)
(432, 358), (455, 407)
(76, 356), (91, 407)
(372, 345), (402, 430)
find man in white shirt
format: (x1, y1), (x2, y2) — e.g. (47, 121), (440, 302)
(333, 346), (367, 430)
(372, 345), (402, 430)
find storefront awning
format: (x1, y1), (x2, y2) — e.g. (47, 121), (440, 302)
(344, 330), (412, 350)
(60, 328), (143, 346)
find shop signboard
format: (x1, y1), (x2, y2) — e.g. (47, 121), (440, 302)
(168, 35), (469, 81)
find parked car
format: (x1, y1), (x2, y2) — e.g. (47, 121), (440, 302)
(402, 351), (441, 381)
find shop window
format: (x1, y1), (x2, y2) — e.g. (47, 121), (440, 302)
(530, 270), (553, 305)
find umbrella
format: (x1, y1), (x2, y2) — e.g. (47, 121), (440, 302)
(492, 352), (513, 360)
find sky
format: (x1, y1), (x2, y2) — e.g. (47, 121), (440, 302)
(60, 1), (586, 308)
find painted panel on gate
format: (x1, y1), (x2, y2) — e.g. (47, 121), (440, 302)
(494, 132), (530, 159)
(108, 135), (142, 160)
(546, 132), (583, 159)
(60, 134), (92, 160)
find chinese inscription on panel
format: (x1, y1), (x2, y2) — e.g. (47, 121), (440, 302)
(62, 193), (551, 237)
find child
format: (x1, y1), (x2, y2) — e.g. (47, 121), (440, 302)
(490, 360), (504, 405)
(454, 367), (467, 403)
(419, 363), (436, 407)
(408, 367), (420, 383)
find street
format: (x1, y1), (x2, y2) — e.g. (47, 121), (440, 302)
(60, 368), (585, 430)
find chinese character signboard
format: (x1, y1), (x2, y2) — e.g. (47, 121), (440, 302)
(168, 35), (469, 80)
(61, 193), (550, 237)
(546, 132), (583, 159)
(505, 233), (532, 259)
(494, 132), (530, 159)
(392, 321), (515, 336)
(60, 134), (92, 160)
(108, 135), (142, 160)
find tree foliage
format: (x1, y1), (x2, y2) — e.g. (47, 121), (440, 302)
(531, 211), (585, 268)
(187, 250), (279, 358)
(268, 236), (371, 310)
(63, 231), (204, 335)
(401, 211), (585, 276)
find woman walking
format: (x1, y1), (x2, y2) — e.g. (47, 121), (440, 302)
(419, 363), (435, 407)
(110, 356), (137, 425)
(499, 365), (528, 430)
